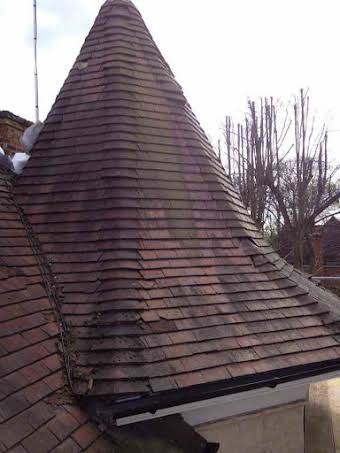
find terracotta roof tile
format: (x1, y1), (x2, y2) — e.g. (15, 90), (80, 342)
(0, 171), (110, 451)
(71, 425), (100, 450)
(53, 438), (82, 453)
(1, 0), (340, 446)
(22, 426), (60, 453)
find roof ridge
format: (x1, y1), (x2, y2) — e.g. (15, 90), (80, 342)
(102, 0), (142, 18)
(104, 0), (137, 5)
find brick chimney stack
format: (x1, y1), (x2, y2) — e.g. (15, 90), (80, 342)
(0, 111), (32, 157)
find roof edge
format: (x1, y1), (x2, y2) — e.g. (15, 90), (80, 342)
(289, 267), (340, 315)
(0, 110), (32, 127)
(85, 357), (340, 420)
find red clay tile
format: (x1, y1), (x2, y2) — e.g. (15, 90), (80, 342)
(22, 426), (59, 452)
(48, 411), (80, 441)
(53, 438), (82, 453)
(72, 424), (100, 449)
(2, 0), (340, 450)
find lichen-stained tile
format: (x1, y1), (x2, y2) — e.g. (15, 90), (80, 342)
(175, 371), (205, 389)
(253, 344), (284, 359)
(199, 367), (231, 384)
(150, 376), (178, 393)
(10, 0), (340, 414)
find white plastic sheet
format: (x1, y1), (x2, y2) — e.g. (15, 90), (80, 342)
(12, 153), (30, 174)
(21, 121), (44, 152)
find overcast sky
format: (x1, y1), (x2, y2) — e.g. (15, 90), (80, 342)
(1, 0), (340, 154)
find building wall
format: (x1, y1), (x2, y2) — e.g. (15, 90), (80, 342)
(0, 113), (31, 155)
(305, 381), (336, 453)
(197, 402), (305, 453)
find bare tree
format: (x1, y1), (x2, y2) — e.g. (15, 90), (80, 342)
(225, 89), (340, 268)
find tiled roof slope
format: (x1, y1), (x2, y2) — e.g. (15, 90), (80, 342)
(0, 171), (113, 452)
(14, 0), (340, 405)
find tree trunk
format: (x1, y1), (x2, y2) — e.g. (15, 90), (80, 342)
(292, 231), (305, 269)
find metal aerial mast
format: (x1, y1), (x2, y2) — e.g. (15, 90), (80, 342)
(33, 0), (39, 122)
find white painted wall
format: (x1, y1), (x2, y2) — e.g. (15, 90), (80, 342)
(197, 402), (305, 453)
(182, 383), (308, 426)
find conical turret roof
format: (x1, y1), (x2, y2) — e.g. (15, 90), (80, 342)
(15, 0), (340, 408)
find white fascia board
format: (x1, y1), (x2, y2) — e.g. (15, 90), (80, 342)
(116, 369), (340, 427)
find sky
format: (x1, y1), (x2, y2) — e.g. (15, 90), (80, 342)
(1, 0), (340, 156)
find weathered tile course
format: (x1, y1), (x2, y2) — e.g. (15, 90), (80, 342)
(0, 171), (110, 451)
(14, 0), (340, 401)
(1, 0), (340, 450)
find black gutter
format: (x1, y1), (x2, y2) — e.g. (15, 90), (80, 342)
(205, 443), (220, 453)
(86, 358), (340, 419)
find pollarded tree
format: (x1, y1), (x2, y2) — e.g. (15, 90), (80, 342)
(224, 89), (340, 268)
